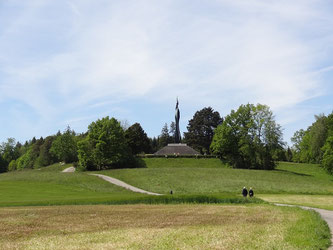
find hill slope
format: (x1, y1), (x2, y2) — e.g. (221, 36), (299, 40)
(100, 160), (333, 195)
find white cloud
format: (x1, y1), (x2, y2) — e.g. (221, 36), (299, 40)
(0, 0), (333, 141)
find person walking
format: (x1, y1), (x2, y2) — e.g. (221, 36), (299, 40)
(249, 187), (254, 197)
(242, 187), (248, 197)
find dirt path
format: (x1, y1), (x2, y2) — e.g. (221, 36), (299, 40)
(276, 203), (333, 249)
(90, 174), (162, 196)
(62, 166), (75, 173)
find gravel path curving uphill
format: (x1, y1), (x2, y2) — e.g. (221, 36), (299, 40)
(276, 203), (333, 249)
(90, 174), (162, 196)
(62, 166), (76, 173)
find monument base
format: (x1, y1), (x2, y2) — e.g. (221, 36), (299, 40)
(154, 143), (200, 155)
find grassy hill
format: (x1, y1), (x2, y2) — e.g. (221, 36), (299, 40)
(0, 162), (261, 207)
(99, 159), (333, 210)
(0, 163), (145, 206)
(100, 159), (333, 195)
(0, 159), (332, 209)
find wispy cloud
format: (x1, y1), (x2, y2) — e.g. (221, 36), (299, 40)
(0, 0), (333, 142)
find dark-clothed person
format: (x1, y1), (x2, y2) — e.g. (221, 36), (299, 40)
(249, 187), (254, 197)
(242, 187), (248, 197)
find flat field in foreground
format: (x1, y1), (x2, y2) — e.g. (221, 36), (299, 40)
(0, 204), (330, 250)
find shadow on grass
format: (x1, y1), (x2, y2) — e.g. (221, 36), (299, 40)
(275, 169), (312, 177)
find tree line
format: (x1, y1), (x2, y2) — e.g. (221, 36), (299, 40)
(0, 103), (331, 174)
(291, 112), (333, 174)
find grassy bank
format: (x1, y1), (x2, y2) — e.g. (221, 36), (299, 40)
(0, 163), (264, 207)
(0, 204), (330, 249)
(0, 163), (144, 207)
(1, 161), (332, 207)
(99, 161), (333, 195)
(143, 157), (226, 168)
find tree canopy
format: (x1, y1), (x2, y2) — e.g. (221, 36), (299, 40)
(291, 114), (330, 164)
(50, 127), (78, 163)
(211, 104), (283, 170)
(125, 123), (151, 154)
(184, 107), (223, 154)
(77, 117), (133, 170)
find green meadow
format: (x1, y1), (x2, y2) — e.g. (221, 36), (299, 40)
(0, 160), (332, 249)
(0, 163), (144, 207)
(1, 160), (332, 208)
(100, 159), (333, 196)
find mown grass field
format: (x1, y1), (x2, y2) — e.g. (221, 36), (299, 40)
(100, 159), (333, 195)
(0, 159), (332, 249)
(1, 160), (332, 209)
(0, 204), (330, 249)
(0, 162), (261, 207)
(0, 163), (145, 206)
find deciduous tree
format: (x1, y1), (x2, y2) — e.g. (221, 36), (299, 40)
(78, 117), (133, 170)
(50, 126), (78, 163)
(211, 104), (283, 170)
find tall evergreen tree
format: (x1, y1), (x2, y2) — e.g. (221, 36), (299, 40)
(125, 123), (151, 154)
(158, 123), (171, 149)
(0, 155), (7, 173)
(184, 107), (223, 154)
(150, 137), (159, 153)
(169, 121), (176, 143)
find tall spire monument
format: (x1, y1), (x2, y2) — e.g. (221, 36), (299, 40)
(175, 98), (181, 143)
(154, 98), (200, 156)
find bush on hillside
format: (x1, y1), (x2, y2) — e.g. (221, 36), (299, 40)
(8, 160), (17, 171)
(16, 148), (36, 170)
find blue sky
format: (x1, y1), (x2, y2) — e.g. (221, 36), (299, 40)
(0, 0), (333, 145)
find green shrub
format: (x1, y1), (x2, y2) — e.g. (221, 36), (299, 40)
(16, 149), (35, 170)
(8, 160), (17, 171)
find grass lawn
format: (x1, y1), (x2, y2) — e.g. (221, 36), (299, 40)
(0, 204), (330, 249)
(0, 163), (145, 207)
(99, 160), (333, 196)
(0, 163), (262, 207)
(143, 157), (226, 168)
